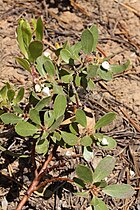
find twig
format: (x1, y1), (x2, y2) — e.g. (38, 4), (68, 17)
(120, 107), (140, 132)
(35, 177), (74, 192)
(16, 146), (56, 210)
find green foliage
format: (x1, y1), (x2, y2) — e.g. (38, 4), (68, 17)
(76, 164), (93, 184)
(95, 112), (116, 130)
(102, 184), (135, 199)
(0, 17), (134, 210)
(15, 121), (38, 137)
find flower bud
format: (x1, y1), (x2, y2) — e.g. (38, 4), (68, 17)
(101, 61), (110, 70)
(42, 86), (50, 96)
(35, 84), (41, 93)
(101, 137), (109, 146)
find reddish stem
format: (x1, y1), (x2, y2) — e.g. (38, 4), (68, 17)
(16, 148), (54, 210)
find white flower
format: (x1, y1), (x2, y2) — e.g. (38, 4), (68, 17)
(42, 86), (50, 96)
(43, 51), (50, 58)
(35, 84), (41, 92)
(130, 169), (135, 177)
(101, 137), (109, 146)
(101, 61), (110, 71)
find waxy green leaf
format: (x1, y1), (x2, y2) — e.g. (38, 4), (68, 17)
(76, 164), (93, 184)
(61, 131), (78, 146)
(29, 108), (41, 125)
(93, 156), (116, 183)
(95, 112), (116, 130)
(76, 109), (87, 127)
(90, 197), (108, 210)
(36, 17), (43, 41)
(54, 94), (67, 119)
(15, 121), (38, 136)
(1, 113), (22, 124)
(103, 184), (135, 199)
(16, 57), (31, 72)
(81, 29), (94, 54)
(28, 40), (43, 62)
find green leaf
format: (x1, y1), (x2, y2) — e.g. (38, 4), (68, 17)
(103, 184), (135, 199)
(90, 25), (99, 51)
(35, 96), (51, 111)
(16, 19), (28, 58)
(54, 94), (67, 119)
(81, 29), (94, 54)
(13, 105), (24, 114)
(76, 109), (87, 127)
(29, 108), (41, 125)
(83, 146), (94, 162)
(98, 67), (113, 80)
(35, 138), (49, 155)
(95, 112), (116, 130)
(87, 79), (95, 90)
(71, 41), (82, 60)
(16, 57), (31, 72)
(94, 133), (117, 149)
(36, 17), (43, 41)
(0, 85), (7, 100)
(21, 20), (32, 47)
(28, 40), (43, 62)
(14, 87), (24, 104)
(90, 197), (108, 210)
(15, 121), (38, 136)
(49, 115), (64, 132)
(36, 55), (48, 76)
(73, 177), (85, 188)
(44, 59), (55, 76)
(110, 60), (130, 74)
(61, 131), (78, 146)
(76, 164), (93, 184)
(44, 110), (55, 128)
(93, 156), (116, 183)
(80, 136), (93, 147)
(7, 89), (15, 102)
(61, 74), (73, 83)
(1, 113), (22, 124)
(74, 191), (89, 198)
(60, 49), (71, 63)
(87, 64), (99, 78)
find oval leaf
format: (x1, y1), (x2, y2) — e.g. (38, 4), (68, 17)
(93, 156), (116, 183)
(36, 17), (43, 41)
(16, 57), (31, 72)
(7, 89), (15, 102)
(90, 25), (99, 51)
(44, 59), (55, 76)
(61, 131), (78, 146)
(74, 191), (89, 198)
(95, 112), (116, 130)
(35, 96), (51, 111)
(1, 113), (22, 124)
(14, 87), (24, 104)
(28, 41), (43, 62)
(35, 138), (49, 155)
(54, 94), (67, 119)
(90, 197), (108, 210)
(83, 146), (94, 162)
(80, 136), (93, 147)
(15, 121), (38, 136)
(110, 60), (130, 74)
(76, 109), (87, 127)
(29, 108), (41, 125)
(60, 49), (71, 63)
(76, 164), (93, 184)
(103, 184), (135, 199)
(81, 29), (94, 54)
